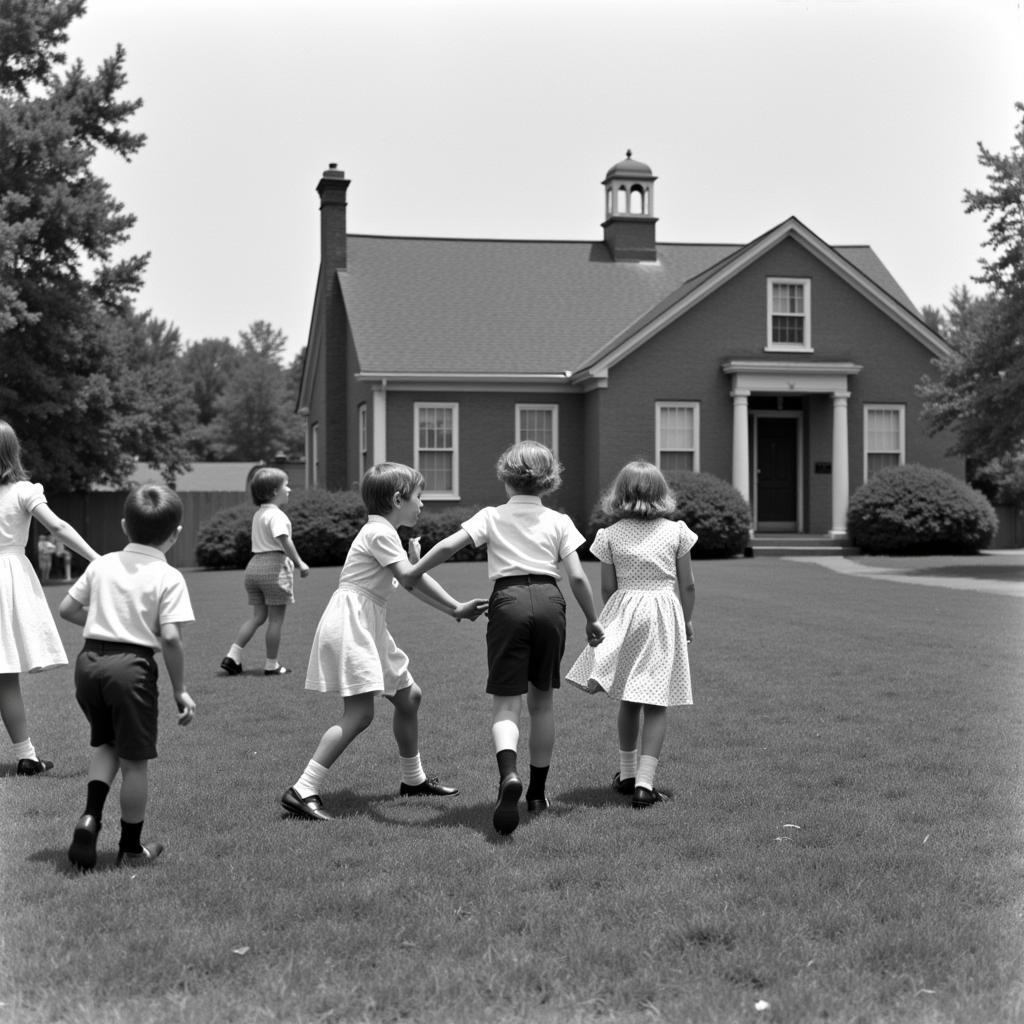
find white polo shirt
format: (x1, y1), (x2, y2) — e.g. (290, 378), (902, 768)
(67, 543), (195, 651)
(461, 495), (585, 581)
(251, 504), (291, 553)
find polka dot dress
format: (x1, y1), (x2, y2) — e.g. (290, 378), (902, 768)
(566, 517), (697, 706)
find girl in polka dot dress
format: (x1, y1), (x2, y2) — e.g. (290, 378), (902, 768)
(566, 461), (696, 809)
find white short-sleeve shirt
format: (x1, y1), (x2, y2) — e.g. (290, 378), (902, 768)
(337, 516), (406, 602)
(0, 481), (47, 548)
(67, 543), (195, 651)
(461, 495), (585, 580)
(251, 504), (291, 553)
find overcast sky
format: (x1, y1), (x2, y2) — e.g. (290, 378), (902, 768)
(68, 0), (1024, 362)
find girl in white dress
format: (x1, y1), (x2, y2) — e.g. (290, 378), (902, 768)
(0, 420), (100, 774)
(566, 461), (697, 808)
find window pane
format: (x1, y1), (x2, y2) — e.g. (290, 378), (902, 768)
(659, 406), (694, 449)
(867, 409), (900, 451)
(772, 283), (803, 314)
(867, 452), (899, 477)
(419, 451), (453, 492)
(772, 316), (804, 345)
(418, 406), (453, 450)
(659, 451), (694, 475)
(519, 408), (553, 448)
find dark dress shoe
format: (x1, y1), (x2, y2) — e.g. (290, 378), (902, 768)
(611, 771), (635, 795)
(68, 814), (101, 870)
(16, 757), (54, 776)
(399, 776), (458, 796)
(264, 665), (291, 675)
(492, 772), (523, 835)
(281, 786), (332, 821)
(220, 656), (242, 675)
(116, 842), (163, 867)
(526, 797), (550, 813)
(632, 786), (668, 809)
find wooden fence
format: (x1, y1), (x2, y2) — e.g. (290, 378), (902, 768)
(37, 491), (249, 571)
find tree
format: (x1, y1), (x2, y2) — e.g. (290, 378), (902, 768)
(180, 337), (239, 459)
(919, 103), (1024, 472)
(0, 0), (191, 489)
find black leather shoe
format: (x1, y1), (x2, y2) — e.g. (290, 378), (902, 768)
(116, 842), (163, 867)
(220, 656), (242, 675)
(526, 797), (550, 813)
(611, 771), (635, 795)
(399, 776), (458, 797)
(632, 786), (668, 809)
(493, 772), (523, 835)
(16, 757), (54, 776)
(264, 665), (291, 675)
(281, 786), (332, 821)
(68, 814), (101, 870)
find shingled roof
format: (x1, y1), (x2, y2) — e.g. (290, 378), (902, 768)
(338, 233), (919, 378)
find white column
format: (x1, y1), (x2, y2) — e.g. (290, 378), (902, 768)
(372, 385), (387, 465)
(730, 389), (750, 504)
(829, 391), (850, 538)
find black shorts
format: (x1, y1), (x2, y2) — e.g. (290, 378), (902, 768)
(485, 575), (566, 696)
(74, 640), (159, 761)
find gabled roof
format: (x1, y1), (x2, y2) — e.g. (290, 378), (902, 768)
(333, 223), (938, 381)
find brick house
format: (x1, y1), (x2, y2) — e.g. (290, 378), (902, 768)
(297, 153), (960, 537)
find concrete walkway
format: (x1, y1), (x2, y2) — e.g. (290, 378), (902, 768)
(785, 552), (1024, 599)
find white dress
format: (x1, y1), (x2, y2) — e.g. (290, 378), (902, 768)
(0, 481), (67, 673)
(566, 517), (697, 706)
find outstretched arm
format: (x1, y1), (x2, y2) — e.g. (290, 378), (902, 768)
(406, 529), (474, 582)
(32, 504), (100, 562)
(561, 550), (603, 646)
(389, 556), (487, 621)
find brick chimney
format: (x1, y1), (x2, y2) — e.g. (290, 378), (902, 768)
(317, 163), (350, 271)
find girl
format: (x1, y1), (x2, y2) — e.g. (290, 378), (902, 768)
(408, 441), (603, 836)
(566, 460), (697, 809)
(280, 462), (486, 821)
(0, 420), (100, 774)
(221, 467), (310, 676)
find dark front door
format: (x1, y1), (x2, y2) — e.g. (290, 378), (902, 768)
(756, 417), (798, 530)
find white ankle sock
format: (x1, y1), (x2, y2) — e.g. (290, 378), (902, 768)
(13, 739), (37, 761)
(264, 659), (279, 672)
(636, 755), (659, 791)
(399, 753), (426, 786)
(228, 644), (244, 663)
(619, 748), (638, 780)
(294, 759), (328, 799)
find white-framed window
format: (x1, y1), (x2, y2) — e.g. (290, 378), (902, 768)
(863, 404), (905, 481)
(357, 403), (368, 479)
(310, 422), (319, 488)
(656, 402), (700, 475)
(767, 277), (812, 350)
(414, 402), (459, 499)
(515, 403), (558, 456)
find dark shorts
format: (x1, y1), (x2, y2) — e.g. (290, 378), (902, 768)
(74, 640), (159, 761)
(244, 551), (295, 606)
(485, 575), (567, 696)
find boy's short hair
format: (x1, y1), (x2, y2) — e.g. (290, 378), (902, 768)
(123, 485), (183, 546)
(496, 441), (562, 496)
(361, 462), (425, 516)
(249, 467), (289, 505)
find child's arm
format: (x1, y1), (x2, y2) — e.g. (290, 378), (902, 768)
(561, 550), (604, 647)
(389, 557), (487, 621)
(159, 622), (196, 725)
(677, 550), (696, 642)
(276, 533), (310, 577)
(58, 594), (88, 626)
(32, 505), (100, 562)
(405, 529), (474, 582)
(600, 563), (618, 604)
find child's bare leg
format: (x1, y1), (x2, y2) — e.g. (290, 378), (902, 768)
(89, 744), (119, 786)
(233, 605), (268, 648)
(68, 744), (119, 869)
(264, 605), (287, 662)
(615, 699), (642, 786)
(388, 683), (421, 758)
(117, 758), (156, 859)
(309, 693), (375, 771)
(0, 673), (29, 744)
(491, 694), (524, 834)
(525, 683), (554, 805)
(635, 704), (668, 800)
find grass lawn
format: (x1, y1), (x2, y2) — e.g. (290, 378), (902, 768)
(1, 558), (1022, 1024)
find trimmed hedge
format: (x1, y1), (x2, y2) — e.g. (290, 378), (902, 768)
(587, 470), (750, 559)
(406, 505), (487, 561)
(846, 464), (997, 555)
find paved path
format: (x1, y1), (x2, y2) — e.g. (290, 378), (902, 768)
(785, 555), (1024, 599)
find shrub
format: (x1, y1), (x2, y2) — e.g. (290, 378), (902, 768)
(405, 505), (487, 561)
(846, 464), (998, 555)
(586, 470), (750, 559)
(195, 489), (367, 569)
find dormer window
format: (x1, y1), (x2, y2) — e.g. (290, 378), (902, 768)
(767, 278), (812, 351)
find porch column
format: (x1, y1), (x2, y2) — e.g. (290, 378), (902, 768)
(829, 391), (850, 538)
(372, 385), (387, 465)
(730, 389), (750, 504)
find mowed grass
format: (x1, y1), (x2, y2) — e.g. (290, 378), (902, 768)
(1, 558), (1022, 1024)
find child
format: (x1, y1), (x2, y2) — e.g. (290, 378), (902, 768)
(280, 462), (487, 822)
(36, 534), (56, 581)
(565, 461), (697, 809)
(221, 467), (309, 676)
(59, 485), (196, 869)
(408, 441), (603, 836)
(0, 419), (100, 775)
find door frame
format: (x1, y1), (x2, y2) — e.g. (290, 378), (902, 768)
(752, 410), (804, 532)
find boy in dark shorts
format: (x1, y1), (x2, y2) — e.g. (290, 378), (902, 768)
(408, 441), (603, 835)
(59, 485), (196, 870)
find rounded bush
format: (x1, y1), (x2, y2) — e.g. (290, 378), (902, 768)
(587, 470), (750, 559)
(846, 464), (997, 555)
(195, 489), (367, 569)
(409, 505), (487, 561)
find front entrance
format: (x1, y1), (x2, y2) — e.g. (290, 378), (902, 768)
(754, 414), (801, 532)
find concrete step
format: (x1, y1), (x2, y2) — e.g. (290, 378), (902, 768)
(747, 535), (859, 558)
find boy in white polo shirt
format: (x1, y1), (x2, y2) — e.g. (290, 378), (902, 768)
(59, 485), (196, 871)
(408, 441), (603, 835)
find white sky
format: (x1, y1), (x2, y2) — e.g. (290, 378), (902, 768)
(67, 0), (1024, 362)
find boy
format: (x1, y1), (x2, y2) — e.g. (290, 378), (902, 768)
(59, 485), (196, 870)
(408, 441), (603, 835)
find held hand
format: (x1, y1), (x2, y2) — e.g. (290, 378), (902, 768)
(685, 620), (694, 644)
(453, 598), (489, 622)
(586, 620), (604, 647)
(407, 537), (421, 564)
(176, 692), (196, 726)
(298, 561), (310, 578)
